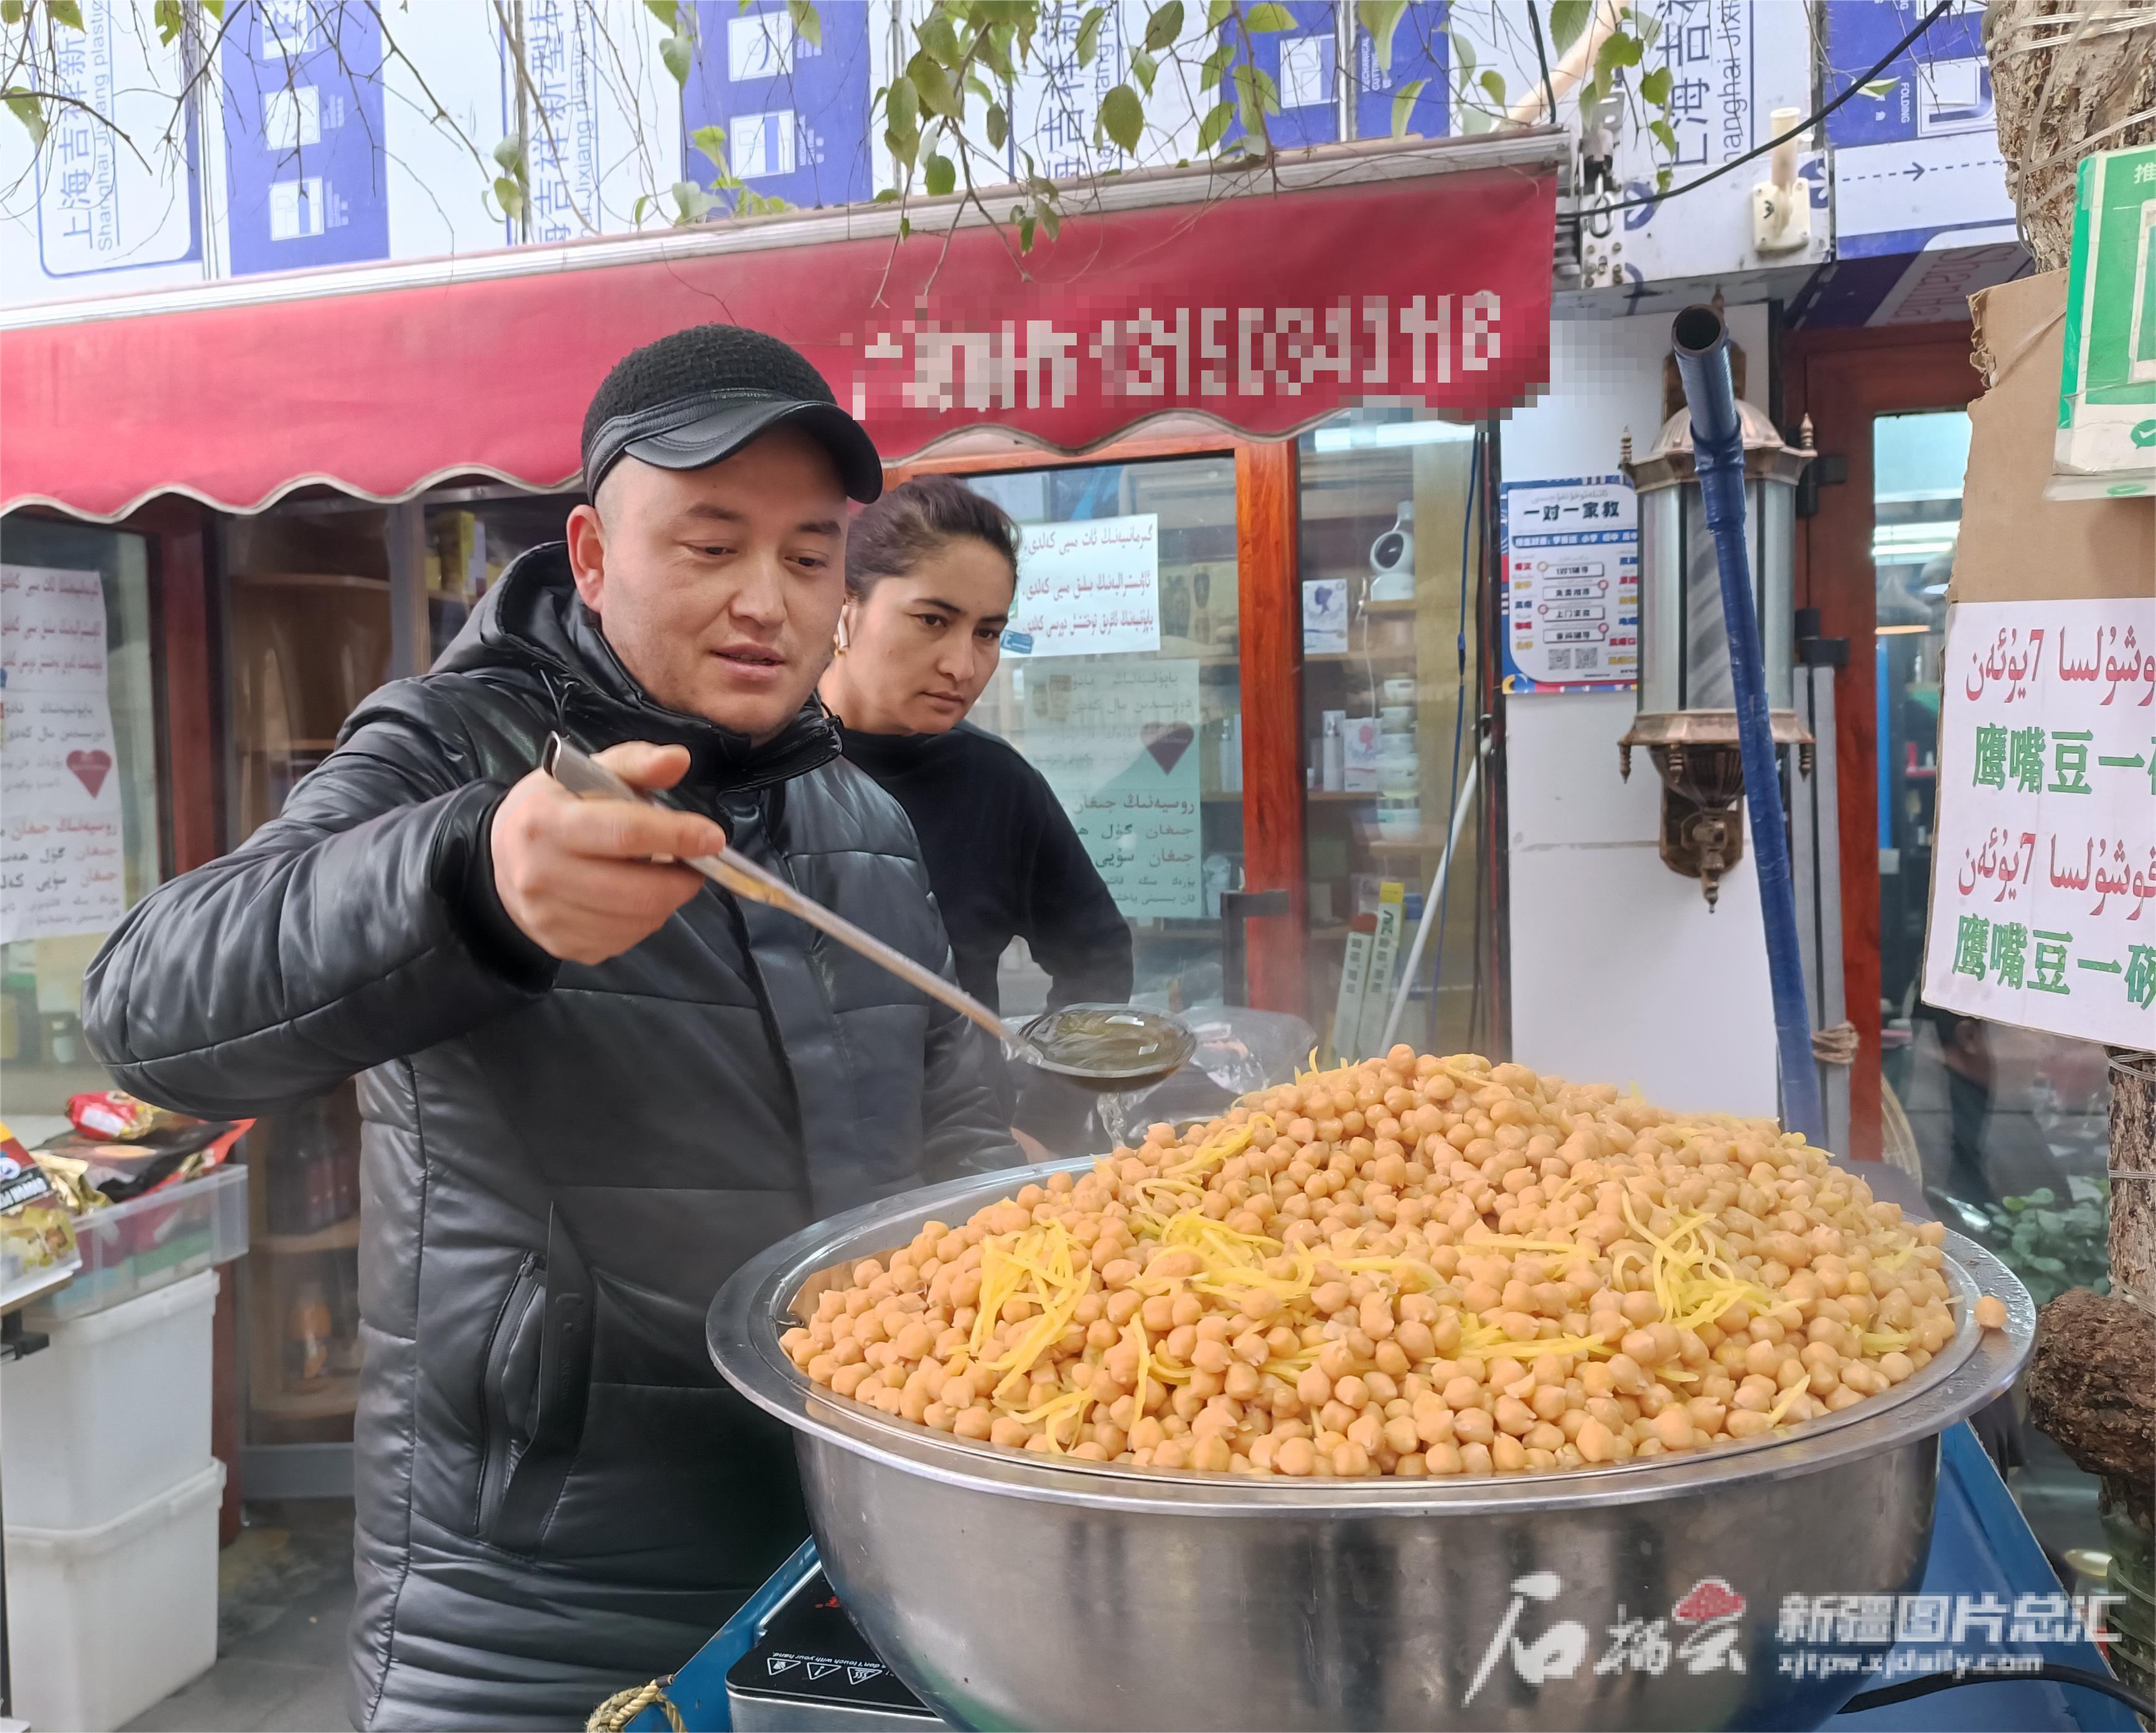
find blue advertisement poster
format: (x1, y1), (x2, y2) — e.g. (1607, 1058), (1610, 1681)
(1221, 1), (1340, 150)
(1822, 0), (1989, 150)
(683, 1), (874, 211)
(222, 0), (390, 274)
(1354, 9), (1446, 143)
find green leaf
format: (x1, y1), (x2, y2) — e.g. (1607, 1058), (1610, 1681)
(4, 87), (45, 152)
(690, 123), (729, 169)
(787, 0), (822, 48)
(1076, 4), (1107, 66)
(1196, 98), (1235, 151)
(1596, 29), (1643, 78)
(1479, 68), (1506, 104)
(2029, 1256), (2066, 1274)
(924, 151), (955, 195)
(1452, 32), (1474, 74)
(1547, 0), (1590, 52)
(1357, 1), (1407, 77)
(1462, 105), (1492, 134)
(660, 31), (693, 85)
(671, 180), (713, 223)
(494, 174), (525, 220)
(1389, 76), (1426, 138)
(898, 215), (912, 241)
(1100, 82), (1144, 152)
(1648, 118), (1677, 155)
(1244, 1), (1295, 30)
(1018, 210), (1036, 252)
(1038, 200), (1060, 240)
(1233, 60), (1279, 127)
(1639, 65), (1671, 107)
(1199, 38), (1235, 90)
(201, 0), (223, 19)
(874, 187), (900, 202)
(1131, 47), (1157, 96)
(152, 0), (184, 45)
(642, 0), (679, 30)
(2026, 1187), (2056, 1205)
(1144, 0), (1184, 52)
(885, 126), (921, 167)
(2003, 1195), (2026, 1212)
(1206, 0), (1234, 29)
(918, 12), (959, 64)
(48, 0), (84, 27)
(886, 75), (919, 140)
(987, 101), (1008, 150)
(908, 50), (958, 117)
(491, 134), (524, 171)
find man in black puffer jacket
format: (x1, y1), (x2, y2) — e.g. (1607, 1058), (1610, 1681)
(82, 327), (1016, 1729)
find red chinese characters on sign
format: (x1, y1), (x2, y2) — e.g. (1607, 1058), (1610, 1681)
(1, 166), (1556, 518)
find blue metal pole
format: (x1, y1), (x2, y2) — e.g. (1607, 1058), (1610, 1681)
(1670, 306), (1827, 1147)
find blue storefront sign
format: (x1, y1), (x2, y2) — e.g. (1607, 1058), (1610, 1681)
(683, 1), (874, 211)
(222, 0), (390, 274)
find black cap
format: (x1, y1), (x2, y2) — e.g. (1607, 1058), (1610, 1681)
(581, 325), (883, 503)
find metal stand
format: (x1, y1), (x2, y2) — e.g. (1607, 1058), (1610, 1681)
(1790, 636), (1852, 1156)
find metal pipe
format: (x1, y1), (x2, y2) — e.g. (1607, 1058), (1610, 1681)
(1377, 752), (1481, 1055)
(1669, 306), (1827, 1147)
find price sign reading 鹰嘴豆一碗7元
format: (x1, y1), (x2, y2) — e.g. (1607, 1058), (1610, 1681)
(1922, 598), (2156, 1049)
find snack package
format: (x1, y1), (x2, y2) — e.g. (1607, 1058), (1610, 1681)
(67, 1089), (188, 1142)
(1, 1120), (81, 1305)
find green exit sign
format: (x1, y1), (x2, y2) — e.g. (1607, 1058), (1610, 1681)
(2054, 144), (2156, 500)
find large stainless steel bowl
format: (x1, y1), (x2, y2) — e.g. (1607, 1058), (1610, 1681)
(710, 1161), (2034, 1732)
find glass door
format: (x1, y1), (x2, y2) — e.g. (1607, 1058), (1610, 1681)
(1295, 418), (1483, 1063)
(964, 454), (1245, 1016)
(223, 500), (393, 1459)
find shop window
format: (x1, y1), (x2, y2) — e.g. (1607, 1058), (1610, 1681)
(422, 492), (578, 664)
(965, 456), (1245, 1016)
(223, 497), (394, 1452)
(1296, 416), (1484, 1065)
(0, 518), (163, 1128)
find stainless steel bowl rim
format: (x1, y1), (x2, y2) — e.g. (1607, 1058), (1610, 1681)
(711, 1157), (2035, 1518)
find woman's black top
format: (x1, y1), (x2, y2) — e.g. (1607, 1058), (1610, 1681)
(839, 719), (1134, 1143)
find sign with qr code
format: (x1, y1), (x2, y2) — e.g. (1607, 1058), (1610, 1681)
(1499, 476), (1639, 693)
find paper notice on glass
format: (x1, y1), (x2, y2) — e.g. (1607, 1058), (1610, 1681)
(1006, 514), (1161, 658)
(1025, 656), (1203, 920)
(1921, 599), (2156, 1049)
(2, 565), (126, 944)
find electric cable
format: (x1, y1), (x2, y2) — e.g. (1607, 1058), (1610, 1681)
(1567, 0), (1954, 220)
(1838, 1661), (2154, 1721)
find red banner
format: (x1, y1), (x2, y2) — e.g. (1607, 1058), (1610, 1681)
(1, 165), (1554, 520)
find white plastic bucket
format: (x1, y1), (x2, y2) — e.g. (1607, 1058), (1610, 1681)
(6, 1459), (225, 1732)
(2, 1268), (218, 1529)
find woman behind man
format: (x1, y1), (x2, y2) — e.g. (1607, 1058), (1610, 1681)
(820, 476), (1134, 1155)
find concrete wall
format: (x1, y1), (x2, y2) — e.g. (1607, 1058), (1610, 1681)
(1502, 308), (1783, 1118)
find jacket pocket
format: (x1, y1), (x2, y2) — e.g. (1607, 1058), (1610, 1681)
(474, 1253), (543, 1538)
(484, 1208), (595, 1556)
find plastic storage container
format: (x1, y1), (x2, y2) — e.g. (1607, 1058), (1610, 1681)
(4, 1459), (225, 1732)
(32, 1162), (247, 1322)
(3, 1268), (219, 1528)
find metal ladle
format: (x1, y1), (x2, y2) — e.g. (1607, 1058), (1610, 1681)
(541, 735), (1194, 1092)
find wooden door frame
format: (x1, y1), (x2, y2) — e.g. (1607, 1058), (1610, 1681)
(885, 435), (1307, 1016)
(1784, 323), (1981, 1164)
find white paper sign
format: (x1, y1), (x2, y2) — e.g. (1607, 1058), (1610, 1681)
(1922, 599), (2156, 1049)
(1024, 657), (1202, 920)
(1, 564), (126, 943)
(1008, 514), (1160, 658)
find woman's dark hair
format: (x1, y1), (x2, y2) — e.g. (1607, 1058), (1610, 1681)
(845, 475), (1021, 600)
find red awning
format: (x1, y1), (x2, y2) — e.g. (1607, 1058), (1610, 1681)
(1, 134), (1561, 523)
